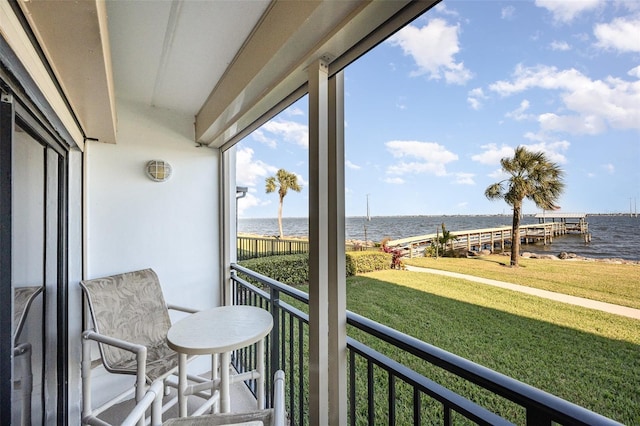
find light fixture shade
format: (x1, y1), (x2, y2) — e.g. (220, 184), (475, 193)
(145, 160), (172, 182)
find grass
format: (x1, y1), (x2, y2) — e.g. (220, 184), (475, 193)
(260, 255), (639, 424)
(344, 269), (640, 424)
(278, 257), (640, 425)
(404, 254), (640, 309)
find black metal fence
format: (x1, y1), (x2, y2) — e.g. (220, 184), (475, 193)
(230, 263), (620, 426)
(237, 236), (309, 261)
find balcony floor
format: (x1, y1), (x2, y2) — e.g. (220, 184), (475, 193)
(100, 371), (259, 424)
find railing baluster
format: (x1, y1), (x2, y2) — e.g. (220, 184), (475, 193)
(388, 374), (395, 426)
(270, 286), (280, 392)
(527, 408), (552, 426)
(444, 402), (451, 426)
(298, 318), (304, 426)
(349, 349), (356, 426)
(413, 387), (421, 425)
(367, 360), (374, 425)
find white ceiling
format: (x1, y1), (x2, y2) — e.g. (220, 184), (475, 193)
(17, 0), (439, 148)
(106, 0), (270, 116)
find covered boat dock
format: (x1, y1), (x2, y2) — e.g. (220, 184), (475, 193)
(534, 212), (589, 233)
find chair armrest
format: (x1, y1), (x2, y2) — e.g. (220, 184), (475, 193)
(167, 304), (200, 314)
(82, 330), (147, 356)
(82, 329), (148, 396)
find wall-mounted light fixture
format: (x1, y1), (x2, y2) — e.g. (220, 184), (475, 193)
(145, 160), (172, 182)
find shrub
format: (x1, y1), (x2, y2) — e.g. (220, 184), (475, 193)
(346, 251), (393, 276)
(239, 253), (309, 286)
(380, 240), (405, 269)
(239, 251), (392, 285)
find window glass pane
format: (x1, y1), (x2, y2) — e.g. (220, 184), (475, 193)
(12, 124), (45, 425)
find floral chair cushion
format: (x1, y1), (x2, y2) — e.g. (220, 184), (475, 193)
(80, 268), (173, 379)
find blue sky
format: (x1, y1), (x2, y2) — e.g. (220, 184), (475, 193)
(237, 0), (640, 218)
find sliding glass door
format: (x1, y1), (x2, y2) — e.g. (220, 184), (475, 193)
(0, 87), (68, 425)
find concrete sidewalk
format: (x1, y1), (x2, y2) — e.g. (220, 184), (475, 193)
(404, 265), (640, 320)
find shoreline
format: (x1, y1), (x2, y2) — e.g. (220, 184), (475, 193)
(237, 232), (640, 265)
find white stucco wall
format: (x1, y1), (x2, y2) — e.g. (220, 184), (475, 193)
(84, 99), (220, 406)
(86, 99), (219, 307)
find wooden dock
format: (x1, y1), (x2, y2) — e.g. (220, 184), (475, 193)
(387, 222), (570, 258)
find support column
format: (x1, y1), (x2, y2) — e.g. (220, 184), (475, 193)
(328, 71), (347, 425)
(220, 147), (237, 306)
(308, 59), (330, 425)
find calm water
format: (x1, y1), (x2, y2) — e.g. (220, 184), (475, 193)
(239, 215), (640, 261)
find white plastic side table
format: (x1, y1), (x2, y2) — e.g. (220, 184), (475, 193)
(167, 305), (273, 417)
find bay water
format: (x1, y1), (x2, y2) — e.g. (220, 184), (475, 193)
(239, 215), (640, 261)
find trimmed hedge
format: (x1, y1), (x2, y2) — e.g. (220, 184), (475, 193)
(346, 251), (393, 275)
(238, 251), (393, 286)
(239, 253), (309, 286)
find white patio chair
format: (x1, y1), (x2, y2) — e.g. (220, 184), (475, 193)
(80, 268), (218, 425)
(13, 286), (43, 426)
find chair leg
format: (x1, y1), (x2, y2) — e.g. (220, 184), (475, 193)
(21, 344), (32, 426)
(81, 336), (93, 424)
(13, 343), (32, 426)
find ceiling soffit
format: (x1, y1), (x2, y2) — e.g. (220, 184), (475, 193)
(18, 0), (116, 144)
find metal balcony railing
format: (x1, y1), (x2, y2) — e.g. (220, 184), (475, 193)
(229, 263), (620, 426)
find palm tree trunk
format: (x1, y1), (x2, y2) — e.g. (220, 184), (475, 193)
(511, 203), (522, 267)
(277, 196), (284, 238)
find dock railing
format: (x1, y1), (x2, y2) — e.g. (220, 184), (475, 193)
(388, 223), (567, 258)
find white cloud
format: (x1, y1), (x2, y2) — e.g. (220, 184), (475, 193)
(467, 87), (487, 110)
(453, 172), (475, 185)
(385, 141), (458, 177)
(345, 160), (361, 170)
(260, 119), (309, 148)
(501, 6), (516, 20)
(521, 139), (570, 164)
(630, 66), (640, 79)
(286, 107), (305, 116)
(594, 17), (640, 53)
(251, 129), (277, 148)
(384, 177), (405, 184)
(488, 168), (509, 179)
(489, 64), (640, 134)
(479, 140), (568, 178)
(236, 146), (278, 187)
(471, 144), (514, 165)
(388, 18), (473, 85)
(550, 40), (571, 51)
(505, 99), (533, 121)
(235, 147), (279, 217)
(602, 163), (615, 174)
(535, 0), (602, 23)
(237, 191), (269, 217)
(538, 113), (606, 135)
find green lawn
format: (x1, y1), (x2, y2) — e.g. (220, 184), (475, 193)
(342, 269), (640, 425)
(404, 255), (640, 309)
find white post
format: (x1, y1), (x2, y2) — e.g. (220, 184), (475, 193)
(328, 71), (347, 425)
(308, 58), (330, 425)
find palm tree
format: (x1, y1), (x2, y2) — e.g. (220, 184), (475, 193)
(265, 169), (302, 238)
(485, 146), (564, 267)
